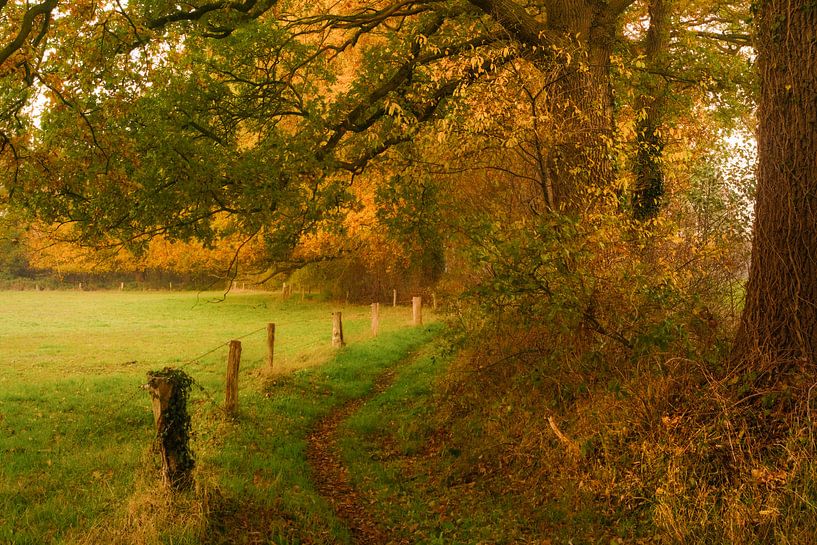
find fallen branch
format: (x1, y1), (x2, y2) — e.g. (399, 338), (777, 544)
(547, 416), (580, 458)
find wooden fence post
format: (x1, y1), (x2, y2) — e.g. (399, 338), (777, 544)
(146, 369), (195, 490)
(432, 293), (437, 311)
(412, 296), (423, 326)
(332, 312), (345, 348)
(266, 323), (276, 371)
(225, 340), (241, 414)
(393, 289), (397, 307)
(120, 282), (124, 291)
(371, 303), (380, 336)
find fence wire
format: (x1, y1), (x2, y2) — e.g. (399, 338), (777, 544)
(126, 303), (410, 426)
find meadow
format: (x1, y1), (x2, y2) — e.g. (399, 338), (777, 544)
(0, 289), (439, 544)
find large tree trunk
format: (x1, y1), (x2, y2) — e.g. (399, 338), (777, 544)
(543, 1), (618, 210)
(632, 0), (669, 220)
(731, 0), (817, 365)
(468, 0), (631, 210)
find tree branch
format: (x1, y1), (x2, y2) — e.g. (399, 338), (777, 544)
(0, 0), (58, 66)
(466, 0), (560, 48)
(605, 0), (638, 18)
(146, 0), (268, 31)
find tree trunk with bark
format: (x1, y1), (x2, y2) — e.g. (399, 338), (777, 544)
(468, 0), (632, 210)
(542, 1), (619, 210)
(632, 0), (670, 220)
(731, 0), (817, 366)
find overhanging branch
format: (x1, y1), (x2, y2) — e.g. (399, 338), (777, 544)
(0, 0), (58, 66)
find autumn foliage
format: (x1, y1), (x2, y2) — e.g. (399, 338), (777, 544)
(5, 0), (817, 540)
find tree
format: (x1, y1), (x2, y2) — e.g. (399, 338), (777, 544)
(0, 0), (57, 67)
(463, 0), (634, 209)
(1, 0), (753, 280)
(731, 0), (817, 365)
(0, 0), (58, 174)
(631, 0), (670, 220)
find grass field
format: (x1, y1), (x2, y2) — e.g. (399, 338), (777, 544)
(0, 290), (439, 544)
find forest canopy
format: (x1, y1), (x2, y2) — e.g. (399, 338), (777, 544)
(0, 0), (755, 297)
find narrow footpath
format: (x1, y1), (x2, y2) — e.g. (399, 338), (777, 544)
(306, 361), (412, 545)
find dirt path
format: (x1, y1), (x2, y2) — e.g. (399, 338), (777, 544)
(306, 365), (408, 545)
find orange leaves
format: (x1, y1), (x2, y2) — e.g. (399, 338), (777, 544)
(21, 222), (265, 277)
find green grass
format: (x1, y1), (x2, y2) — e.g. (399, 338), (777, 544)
(338, 347), (542, 545)
(0, 290), (439, 544)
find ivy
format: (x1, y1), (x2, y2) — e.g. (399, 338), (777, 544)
(147, 367), (195, 490)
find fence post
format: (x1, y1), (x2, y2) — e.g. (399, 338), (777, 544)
(371, 303), (380, 337)
(266, 323), (276, 371)
(412, 296), (423, 326)
(120, 282), (124, 291)
(393, 289), (397, 307)
(146, 369), (194, 490)
(332, 312), (345, 348)
(432, 292), (437, 311)
(225, 340), (241, 414)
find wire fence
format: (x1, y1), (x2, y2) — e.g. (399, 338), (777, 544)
(0, 291), (439, 505)
(127, 292), (440, 425)
(143, 311), (369, 410)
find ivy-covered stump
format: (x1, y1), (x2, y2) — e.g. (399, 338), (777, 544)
(146, 368), (195, 491)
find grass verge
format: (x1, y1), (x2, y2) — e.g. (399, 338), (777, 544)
(338, 345), (544, 545)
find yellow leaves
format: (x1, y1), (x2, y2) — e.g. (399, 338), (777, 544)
(22, 223), (265, 276)
(468, 54), (485, 72)
(384, 99), (402, 117)
(665, 147), (693, 164)
(384, 98), (407, 127)
(750, 466), (788, 487)
(661, 415), (682, 428)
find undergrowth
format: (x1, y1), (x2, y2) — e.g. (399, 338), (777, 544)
(423, 211), (817, 543)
